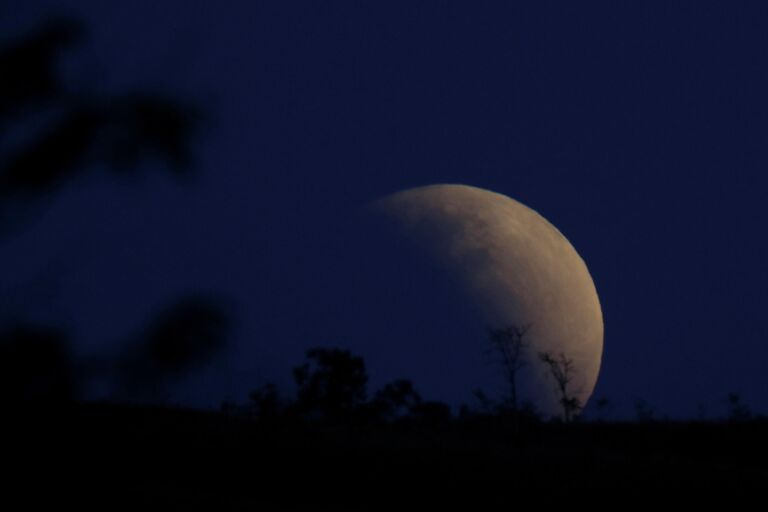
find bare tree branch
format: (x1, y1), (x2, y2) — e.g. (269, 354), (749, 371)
(539, 351), (581, 422)
(488, 323), (531, 411)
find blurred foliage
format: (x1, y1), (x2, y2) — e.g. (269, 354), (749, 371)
(113, 296), (230, 400)
(0, 17), (201, 231)
(0, 16), (222, 405)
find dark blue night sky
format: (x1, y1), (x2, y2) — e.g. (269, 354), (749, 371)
(4, 1), (768, 419)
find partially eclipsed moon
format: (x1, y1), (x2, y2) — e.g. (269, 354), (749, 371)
(373, 184), (603, 415)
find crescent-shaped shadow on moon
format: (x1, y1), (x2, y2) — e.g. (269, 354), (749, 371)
(372, 184), (604, 416)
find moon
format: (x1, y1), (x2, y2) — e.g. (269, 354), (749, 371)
(372, 184), (603, 416)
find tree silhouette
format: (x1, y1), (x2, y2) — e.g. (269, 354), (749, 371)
(293, 348), (368, 420)
(488, 323), (530, 412)
(539, 351), (581, 422)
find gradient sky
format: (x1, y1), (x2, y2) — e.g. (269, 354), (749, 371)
(4, 1), (768, 419)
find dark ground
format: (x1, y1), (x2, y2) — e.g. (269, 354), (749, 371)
(7, 403), (767, 507)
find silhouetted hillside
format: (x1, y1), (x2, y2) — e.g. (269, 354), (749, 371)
(6, 402), (767, 506)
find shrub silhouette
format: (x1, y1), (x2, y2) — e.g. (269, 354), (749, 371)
(371, 378), (422, 421)
(633, 398), (655, 422)
(726, 392), (752, 422)
(594, 397), (612, 422)
(248, 382), (281, 419)
(293, 348), (368, 419)
(408, 401), (452, 427)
